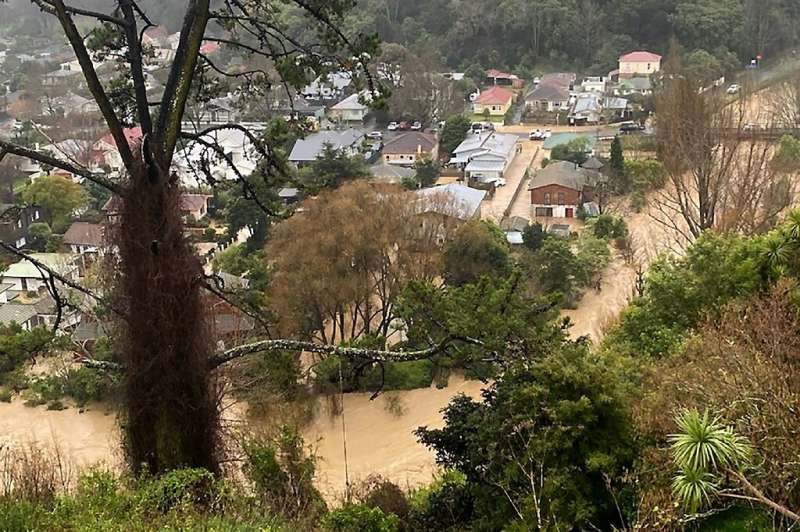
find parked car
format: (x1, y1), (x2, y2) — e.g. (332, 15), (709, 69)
(366, 131), (383, 140)
(529, 129), (544, 140)
(727, 84), (741, 94)
(541, 129), (552, 139)
(471, 122), (495, 134)
(494, 178), (507, 187)
(619, 122), (644, 134)
(387, 121), (399, 131)
(398, 121), (410, 130)
(410, 121), (423, 131)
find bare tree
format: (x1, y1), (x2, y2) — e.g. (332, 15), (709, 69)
(653, 56), (795, 245)
(766, 71), (800, 129)
(0, 0), (472, 476)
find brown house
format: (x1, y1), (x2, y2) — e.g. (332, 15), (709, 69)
(528, 161), (604, 218)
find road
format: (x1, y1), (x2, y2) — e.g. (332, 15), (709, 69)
(480, 140), (539, 222)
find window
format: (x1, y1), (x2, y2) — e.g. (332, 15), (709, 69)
(16, 237), (25, 248)
(16, 219), (22, 228)
(557, 192), (566, 205)
(33, 210), (40, 220)
(543, 192), (551, 205)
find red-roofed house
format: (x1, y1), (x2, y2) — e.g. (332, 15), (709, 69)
(473, 86), (515, 118)
(485, 69), (524, 89)
(93, 127), (143, 171)
(200, 40), (220, 55)
(619, 51), (662, 78)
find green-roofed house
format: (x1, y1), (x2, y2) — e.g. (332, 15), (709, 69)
(615, 77), (652, 97)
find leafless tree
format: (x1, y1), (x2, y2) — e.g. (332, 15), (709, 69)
(653, 58), (795, 246)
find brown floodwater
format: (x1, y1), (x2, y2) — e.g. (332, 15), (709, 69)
(0, 376), (485, 499)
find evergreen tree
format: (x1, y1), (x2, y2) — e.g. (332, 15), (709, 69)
(609, 136), (628, 193)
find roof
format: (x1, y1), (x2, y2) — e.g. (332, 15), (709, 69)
(180, 194), (210, 213)
(485, 69), (518, 80)
(98, 126), (142, 149)
(278, 187), (299, 198)
(382, 132), (437, 155)
(525, 83), (570, 102)
(3, 253), (77, 279)
(475, 86), (514, 105)
(618, 77), (652, 90)
(542, 133), (597, 151)
(215, 271), (250, 290)
(619, 51), (662, 63)
(72, 318), (112, 342)
(62, 222), (103, 247)
(582, 156), (604, 170)
(572, 93), (601, 114)
(500, 216), (529, 232)
(451, 132), (518, 164)
(529, 161), (596, 191)
(370, 162), (415, 182)
(289, 129), (363, 162)
(0, 303), (36, 325)
(415, 183), (486, 220)
(199, 40), (220, 55)
(539, 73), (576, 87)
(331, 92), (369, 111)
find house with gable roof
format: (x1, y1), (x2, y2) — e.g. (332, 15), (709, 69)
(449, 132), (519, 182)
(472, 86), (515, 119)
(619, 51), (662, 79)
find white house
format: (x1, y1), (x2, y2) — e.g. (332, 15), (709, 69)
(173, 127), (257, 185)
(62, 221), (104, 255)
(328, 92), (370, 123)
(582, 76), (607, 93)
(302, 72), (352, 100)
(288, 129), (364, 165)
(449, 132), (519, 181)
(1, 253), (79, 293)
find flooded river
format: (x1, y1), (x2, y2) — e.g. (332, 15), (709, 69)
(0, 376), (485, 498)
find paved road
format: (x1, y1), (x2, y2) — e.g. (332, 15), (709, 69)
(480, 140), (538, 222)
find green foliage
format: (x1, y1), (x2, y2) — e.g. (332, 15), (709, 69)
(604, 231), (765, 357)
(412, 157), (440, 188)
(22, 367), (116, 408)
(439, 115), (471, 155)
(298, 144), (369, 193)
(0, 387), (11, 402)
(608, 136), (627, 192)
(550, 138), (591, 165)
(26, 222), (51, 252)
(242, 426), (327, 521)
(521, 221), (549, 251)
(416, 344), (636, 530)
(442, 220), (511, 286)
(670, 409), (750, 513)
(0, 324), (53, 375)
(323, 504), (399, 532)
(772, 134), (800, 172)
(590, 214), (628, 240)
(406, 470), (474, 531)
(624, 158), (665, 211)
(21, 175), (89, 232)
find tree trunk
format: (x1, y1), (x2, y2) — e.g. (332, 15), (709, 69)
(116, 160), (218, 475)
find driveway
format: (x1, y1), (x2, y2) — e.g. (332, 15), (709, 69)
(481, 140), (538, 222)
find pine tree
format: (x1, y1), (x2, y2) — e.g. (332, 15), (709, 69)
(609, 136), (628, 193)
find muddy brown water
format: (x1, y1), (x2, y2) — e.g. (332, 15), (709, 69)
(0, 376), (485, 499)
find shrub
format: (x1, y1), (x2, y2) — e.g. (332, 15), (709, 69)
(407, 471), (474, 531)
(242, 426), (326, 521)
(323, 503), (400, 532)
(355, 475), (410, 519)
(0, 387), (11, 402)
(61, 367), (117, 406)
(590, 214), (628, 240)
(140, 468), (216, 514)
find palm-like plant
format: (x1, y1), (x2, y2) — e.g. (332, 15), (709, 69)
(669, 409), (750, 512)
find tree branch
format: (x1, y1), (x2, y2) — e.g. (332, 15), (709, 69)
(0, 139), (123, 194)
(119, 0), (153, 135)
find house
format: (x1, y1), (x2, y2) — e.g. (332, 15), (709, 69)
(500, 216), (529, 245)
(328, 92), (370, 123)
(582, 156), (604, 171)
(416, 183), (487, 221)
(370, 162), (415, 184)
(288, 129), (364, 165)
(62, 221), (104, 255)
(0, 303), (38, 330)
(43, 139), (98, 178)
(278, 187), (300, 205)
(473, 86), (515, 119)
(582, 76), (607, 93)
(0, 204), (45, 249)
(615, 77), (653, 96)
(93, 126), (143, 171)
(196, 97), (237, 123)
(619, 51), (662, 79)
(174, 127), (257, 184)
(528, 161), (604, 218)
(1, 253), (79, 292)
(382, 132), (438, 166)
(302, 72), (352, 100)
(485, 69), (524, 89)
(602, 96), (630, 120)
(525, 83), (571, 112)
(180, 194), (211, 220)
(449, 132), (518, 181)
(42, 93), (99, 116)
(569, 93), (602, 125)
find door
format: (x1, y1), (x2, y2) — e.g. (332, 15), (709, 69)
(565, 208), (574, 218)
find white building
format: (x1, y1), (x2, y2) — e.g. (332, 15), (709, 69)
(1, 253), (79, 293)
(449, 132), (519, 181)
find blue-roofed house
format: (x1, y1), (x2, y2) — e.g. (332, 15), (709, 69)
(569, 93), (602, 124)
